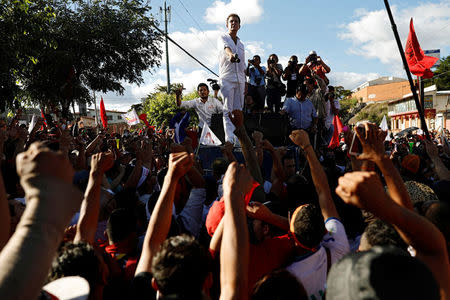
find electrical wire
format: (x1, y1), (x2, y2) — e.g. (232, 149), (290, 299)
(176, 0), (218, 51)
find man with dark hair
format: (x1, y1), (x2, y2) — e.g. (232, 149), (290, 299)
(246, 55), (266, 112)
(151, 234), (212, 298)
(358, 219), (408, 252)
(175, 83), (223, 131)
(280, 85), (318, 134)
(218, 13), (246, 144)
(286, 130), (349, 299)
(105, 208), (139, 281)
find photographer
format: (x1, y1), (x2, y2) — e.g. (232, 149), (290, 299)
(207, 78), (221, 99)
(265, 54), (284, 113)
(246, 55), (266, 112)
(282, 56), (303, 98)
(299, 51), (331, 85)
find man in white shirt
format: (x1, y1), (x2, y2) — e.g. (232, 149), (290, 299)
(175, 83), (223, 131)
(218, 13), (246, 144)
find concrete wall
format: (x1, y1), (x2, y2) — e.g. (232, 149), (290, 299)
(351, 81), (412, 103)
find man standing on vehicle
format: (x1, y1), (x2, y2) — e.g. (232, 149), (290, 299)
(218, 13), (246, 144)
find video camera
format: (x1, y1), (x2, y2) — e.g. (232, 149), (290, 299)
(207, 78), (220, 91)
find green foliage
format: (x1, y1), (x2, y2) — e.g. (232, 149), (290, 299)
(141, 85), (201, 127)
(142, 92), (179, 127)
(339, 97), (359, 123)
(334, 86), (352, 100)
(1, 0), (162, 117)
(433, 56), (450, 90)
(349, 102), (390, 126)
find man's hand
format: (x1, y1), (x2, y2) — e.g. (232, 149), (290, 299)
(229, 110), (244, 128)
(262, 139), (275, 153)
(246, 202), (272, 221)
(355, 123), (387, 162)
(221, 141), (234, 154)
(167, 151), (194, 181)
(222, 162), (254, 197)
(174, 87), (183, 97)
(289, 129), (311, 149)
(424, 139), (439, 159)
(16, 142), (74, 183)
(252, 131), (263, 146)
(90, 151), (114, 175)
(335, 171), (388, 212)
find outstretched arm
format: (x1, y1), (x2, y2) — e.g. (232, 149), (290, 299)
(135, 152), (194, 275)
(74, 152), (114, 244)
(355, 123), (413, 210)
(290, 130), (339, 220)
(336, 171), (450, 299)
(0, 143), (83, 300)
(220, 162), (252, 300)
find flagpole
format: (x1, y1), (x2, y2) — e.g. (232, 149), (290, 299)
(383, 0), (430, 140)
(93, 91), (99, 127)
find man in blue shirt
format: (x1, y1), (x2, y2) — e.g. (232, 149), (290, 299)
(246, 55), (266, 112)
(281, 84), (318, 133)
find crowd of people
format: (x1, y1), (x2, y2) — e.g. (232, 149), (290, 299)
(0, 12), (449, 300)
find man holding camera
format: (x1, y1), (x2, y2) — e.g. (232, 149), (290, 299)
(175, 83), (223, 131)
(218, 13), (246, 143)
(246, 55), (266, 112)
(299, 51), (331, 85)
(282, 56), (303, 98)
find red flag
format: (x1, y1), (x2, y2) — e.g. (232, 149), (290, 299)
(328, 115), (343, 149)
(138, 113), (151, 129)
(405, 18), (439, 79)
(100, 97), (107, 129)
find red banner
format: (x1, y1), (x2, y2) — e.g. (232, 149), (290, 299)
(405, 18), (438, 79)
(100, 97), (108, 129)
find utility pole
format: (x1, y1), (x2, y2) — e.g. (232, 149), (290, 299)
(161, 1), (171, 93)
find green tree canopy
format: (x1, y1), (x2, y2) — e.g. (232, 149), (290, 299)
(432, 56), (450, 90)
(1, 0), (162, 117)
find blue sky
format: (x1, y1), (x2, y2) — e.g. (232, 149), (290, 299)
(98, 0), (450, 112)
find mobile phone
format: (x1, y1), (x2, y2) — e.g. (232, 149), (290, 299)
(349, 125), (366, 156)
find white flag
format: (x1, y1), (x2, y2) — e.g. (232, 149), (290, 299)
(379, 115), (388, 131)
(28, 114), (37, 133)
(199, 124), (222, 146)
(123, 109), (139, 126)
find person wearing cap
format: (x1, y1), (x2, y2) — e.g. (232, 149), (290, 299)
(218, 13), (246, 144)
(285, 129), (350, 299)
(299, 51), (331, 85)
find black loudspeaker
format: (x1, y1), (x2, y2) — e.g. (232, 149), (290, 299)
(210, 113), (289, 146)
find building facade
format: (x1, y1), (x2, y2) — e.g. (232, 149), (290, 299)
(351, 77), (413, 103)
(86, 108), (126, 125)
(388, 85), (450, 133)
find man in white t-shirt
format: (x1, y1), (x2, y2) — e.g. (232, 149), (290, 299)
(287, 129), (350, 299)
(218, 13), (246, 143)
(175, 83), (223, 131)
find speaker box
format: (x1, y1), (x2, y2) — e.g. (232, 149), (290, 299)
(210, 113), (289, 146)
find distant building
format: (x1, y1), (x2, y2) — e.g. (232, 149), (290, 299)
(85, 108), (126, 125)
(388, 85), (450, 133)
(351, 76), (413, 103)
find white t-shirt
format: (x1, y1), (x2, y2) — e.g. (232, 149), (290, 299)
(325, 99), (341, 129)
(286, 218), (350, 299)
(180, 96), (223, 128)
(218, 33), (246, 83)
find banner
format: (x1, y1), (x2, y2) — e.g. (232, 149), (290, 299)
(405, 18), (439, 79)
(123, 109), (139, 126)
(328, 115), (343, 149)
(100, 97), (108, 129)
(199, 123), (222, 146)
(28, 114), (37, 133)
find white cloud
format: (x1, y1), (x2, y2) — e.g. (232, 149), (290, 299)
(204, 0), (264, 25)
(166, 28), (222, 70)
(340, 2), (450, 72)
(245, 41), (266, 59)
(328, 71), (379, 90)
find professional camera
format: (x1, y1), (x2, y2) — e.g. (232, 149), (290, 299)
(207, 78), (220, 91)
(267, 59), (275, 65)
(248, 59), (255, 65)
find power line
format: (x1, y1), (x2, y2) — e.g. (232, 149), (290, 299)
(176, 0), (217, 51)
(151, 23), (219, 77)
(171, 7), (206, 47)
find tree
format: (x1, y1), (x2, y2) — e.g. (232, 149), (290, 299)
(432, 56), (450, 90)
(142, 85), (200, 127)
(334, 86), (352, 100)
(0, 0), (56, 111)
(1, 0), (162, 118)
